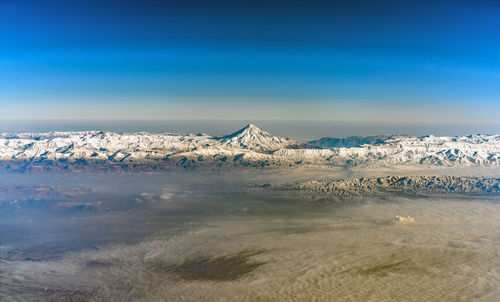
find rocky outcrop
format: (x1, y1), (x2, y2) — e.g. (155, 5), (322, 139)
(268, 176), (500, 199)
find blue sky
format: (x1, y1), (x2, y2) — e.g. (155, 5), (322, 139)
(1, 0), (499, 124)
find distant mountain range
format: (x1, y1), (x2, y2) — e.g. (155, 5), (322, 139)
(0, 124), (499, 172)
(307, 135), (394, 148)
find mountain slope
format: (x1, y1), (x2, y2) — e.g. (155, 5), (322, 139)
(0, 125), (499, 171)
(218, 124), (296, 152)
(308, 135), (394, 148)
(266, 176), (500, 199)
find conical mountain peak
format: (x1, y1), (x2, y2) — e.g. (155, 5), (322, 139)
(219, 124), (296, 152)
(227, 123), (271, 139)
(244, 123), (260, 131)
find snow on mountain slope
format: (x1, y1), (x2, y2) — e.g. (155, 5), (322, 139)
(308, 135), (393, 148)
(0, 125), (499, 171)
(218, 124), (297, 152)
(336, 134), (500, 167)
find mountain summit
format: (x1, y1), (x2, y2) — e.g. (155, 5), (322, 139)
(1, 128), (499, 171)
(219, 124), (296, 152)
(222, 124), (271, 139)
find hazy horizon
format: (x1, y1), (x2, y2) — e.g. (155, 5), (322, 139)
(1, 119), (500, 141)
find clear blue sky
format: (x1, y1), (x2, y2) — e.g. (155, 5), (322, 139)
(1, 0), (499, 124)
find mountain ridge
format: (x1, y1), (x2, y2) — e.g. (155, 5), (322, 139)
(264, 176), (500, 199)
(0, 124), (499, 172)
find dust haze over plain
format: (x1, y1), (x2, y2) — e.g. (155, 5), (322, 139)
(1, 164), (500, 301)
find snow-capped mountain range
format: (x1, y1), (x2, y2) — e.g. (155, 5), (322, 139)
(0, 124), (499, 172)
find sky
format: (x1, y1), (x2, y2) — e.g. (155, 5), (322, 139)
(1, 0), (500, 126)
